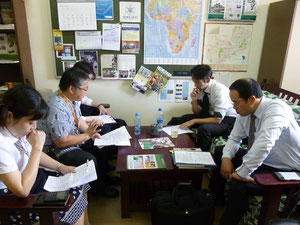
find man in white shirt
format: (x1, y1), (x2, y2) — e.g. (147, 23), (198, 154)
(178, 64), (236, 151)
(210, 78), (300, 225)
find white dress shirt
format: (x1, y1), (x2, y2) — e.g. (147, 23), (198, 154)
(198, 79), (236, 119)
(222, 97), (300, 178)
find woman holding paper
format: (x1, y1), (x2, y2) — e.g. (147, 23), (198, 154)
(0, 85), (91, 225)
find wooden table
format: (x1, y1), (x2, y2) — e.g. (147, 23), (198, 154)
(255, 173), (300, 225)
(116, 126), (205, 218)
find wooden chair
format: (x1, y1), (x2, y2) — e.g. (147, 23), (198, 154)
(261, 79), (300, 106)
(0, 193), (73, 225)
(254, 174), (300, 225)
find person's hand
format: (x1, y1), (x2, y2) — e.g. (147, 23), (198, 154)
(85, 120), (101, 138)
(98, 105), (112, 116)
(230, 172), (255, 184)
(27, 130), (46, 152)
(58, 164), (76, 175)
(91, 133), (101, 141)
(220, 157), (234, 179)
(190, 88), (200, 102)
(179, 120), (195, 129)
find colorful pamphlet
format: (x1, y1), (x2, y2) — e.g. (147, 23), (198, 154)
(130, 65), (153, 94)
(146, 66), (172, 93)
(53, 29), (63, 51)
(127, 154), (166, 169)
(138, 137), (174, 149)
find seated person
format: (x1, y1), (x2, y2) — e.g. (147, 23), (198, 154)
(0, 85), (90, 225)
(176, 64), (236, 151)
(209, 78), (300, 225)
(73, 60), (127, 131)
(38, 67), (119, 198)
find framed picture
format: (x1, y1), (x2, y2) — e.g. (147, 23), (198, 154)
(56, 44), (75, 58)
(62, 60), (77, 72)
(79, 50), (99, 77)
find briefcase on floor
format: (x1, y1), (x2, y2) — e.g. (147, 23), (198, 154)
(151, 183), (214, 225)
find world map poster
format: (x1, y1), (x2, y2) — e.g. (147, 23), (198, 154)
(144, 0), (204, 65)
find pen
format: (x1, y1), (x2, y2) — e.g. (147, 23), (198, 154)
(86, 160), (89, 172)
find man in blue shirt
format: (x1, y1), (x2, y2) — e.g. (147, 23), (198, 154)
(210, 78), (300, 225)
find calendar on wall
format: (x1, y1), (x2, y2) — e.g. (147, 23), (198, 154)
(57, 0), (97, 31)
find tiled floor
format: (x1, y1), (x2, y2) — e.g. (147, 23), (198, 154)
(87, 173), (246, 225)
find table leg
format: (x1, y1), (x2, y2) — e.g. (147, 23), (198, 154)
(120, 173), (130, 218)
(257, 187), (281, 225)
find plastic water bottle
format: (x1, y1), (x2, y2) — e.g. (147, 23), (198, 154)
(156, 108), (163, 131)
(134, 112), (141, 135)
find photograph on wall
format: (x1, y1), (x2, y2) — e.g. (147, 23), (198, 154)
(100, 54), (118, 79)
(79, 50), (99, 76)
(56, 44), (75, 58)
(62, 60), (77, 72)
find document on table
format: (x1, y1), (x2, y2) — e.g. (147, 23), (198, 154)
(44, 160), (97, 192)
(173, 151), (216, 167)
(162, 125), (194, 136)
(94, 126), (131, 146)
(84, 115), (116, 124)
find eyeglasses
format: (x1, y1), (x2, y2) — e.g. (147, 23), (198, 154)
(76, 86), (88, 92)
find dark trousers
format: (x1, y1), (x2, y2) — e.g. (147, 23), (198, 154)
(209, 146), (281, 225)
(178, 114), (236, 151)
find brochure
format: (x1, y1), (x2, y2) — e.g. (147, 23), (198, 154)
(130, 65), (153, 94)
(138, 137), (174, 149)
(146, 66), (172, 93)
(127, 154), (166, 169)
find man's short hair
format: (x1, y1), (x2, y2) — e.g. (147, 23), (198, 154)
(191, 64), (213, 81)
(229, 78), (263, 101)
(73, 61), (96, 80)
(59, 67), (90, 91)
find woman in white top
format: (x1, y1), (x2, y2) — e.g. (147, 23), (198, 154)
(0, 85), (90, 225)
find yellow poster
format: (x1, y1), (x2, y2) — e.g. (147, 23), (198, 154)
(53, 29), (63, 51)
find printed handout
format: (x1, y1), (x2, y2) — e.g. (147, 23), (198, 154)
(44, 160), (97, 192)
(84, 115), (116, 124)
(102, 23), (121, 51)
(162, 125), (193, 136)
(94, 126), (131, 146)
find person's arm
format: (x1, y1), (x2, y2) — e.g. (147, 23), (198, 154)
(190, 88), (201, 115)
(180, 117), (221, 129)
(235, 103), (287, 179)
(0, 130), (45, 197)
(91, 101), (111, 116)
(39, 152), (75, 175)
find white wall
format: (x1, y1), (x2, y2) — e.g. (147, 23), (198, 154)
(281, 0), (300, 95)
(24, 0), (283, 125)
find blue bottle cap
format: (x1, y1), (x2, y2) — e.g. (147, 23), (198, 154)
(135, 112), (139, 116)
(158, 108), (162, 111)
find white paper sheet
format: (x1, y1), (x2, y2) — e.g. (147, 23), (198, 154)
(44, 160), (97, 192)
(57, 1), (97, 31)
(162, 125), (194, 136)
(119, 1), (141, 22)
(174, 151), (216, 167)
(75, 31), (102, 50)
(84, 115), (116, 124)
(102, 23), (121, 51)
(94, 126), (131, 146)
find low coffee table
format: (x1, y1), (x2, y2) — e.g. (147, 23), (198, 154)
(116, 126), (205, 218)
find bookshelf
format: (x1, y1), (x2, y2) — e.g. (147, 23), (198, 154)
(0, 0), (34, 87)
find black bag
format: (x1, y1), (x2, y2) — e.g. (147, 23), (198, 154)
(151, 182), (214, 225)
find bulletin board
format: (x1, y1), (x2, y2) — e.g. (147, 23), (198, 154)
(49, 0), (201, 77)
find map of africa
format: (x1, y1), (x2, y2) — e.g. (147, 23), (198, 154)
(203, 23), (253, 71)
(144, 0), (203, 65)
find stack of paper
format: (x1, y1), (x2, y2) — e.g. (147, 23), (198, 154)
(162, 125), (194, 136)
(173, 150), (216, 169)
(94, 126), (131, 146)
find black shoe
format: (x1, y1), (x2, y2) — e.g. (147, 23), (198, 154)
(101, 186), (119, 198)
(104, 175), (120, 185)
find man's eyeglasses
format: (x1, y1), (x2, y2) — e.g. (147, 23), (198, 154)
(76, 86), (88, 92)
